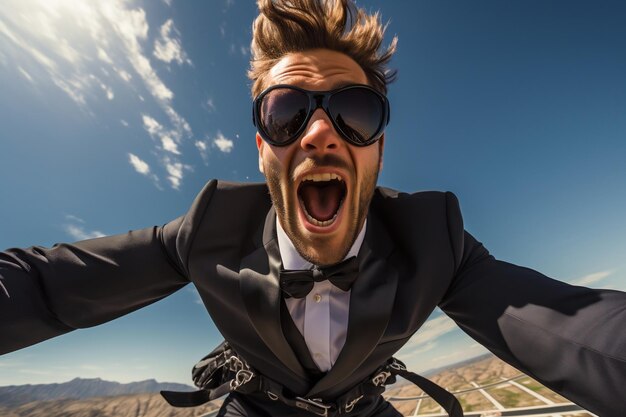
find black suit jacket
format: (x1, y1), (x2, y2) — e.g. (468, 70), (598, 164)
(1, 180), (625, 416)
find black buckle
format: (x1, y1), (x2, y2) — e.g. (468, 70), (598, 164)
(295, 397), (333, 417)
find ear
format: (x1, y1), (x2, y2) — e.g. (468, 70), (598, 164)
(378, 134), (385, 171)
(256, 132), (265, 174)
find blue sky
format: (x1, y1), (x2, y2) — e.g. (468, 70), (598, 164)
(1, 0), (625, 386)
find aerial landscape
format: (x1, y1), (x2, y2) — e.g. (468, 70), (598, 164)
(0, 354), (594, 417)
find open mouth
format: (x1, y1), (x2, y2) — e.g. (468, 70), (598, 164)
(297, 173), (347, 228)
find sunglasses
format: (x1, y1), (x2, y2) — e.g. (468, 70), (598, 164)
(252, 84), (390, 147)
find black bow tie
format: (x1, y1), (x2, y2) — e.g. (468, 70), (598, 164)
(279, 256), (359, 299)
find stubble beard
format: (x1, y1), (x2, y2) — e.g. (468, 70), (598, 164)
(264, 156), (380, 267)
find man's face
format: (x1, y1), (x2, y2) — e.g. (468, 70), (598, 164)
(256, 49), (384, 266)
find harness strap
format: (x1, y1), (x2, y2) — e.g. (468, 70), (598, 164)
(388, 360), (463, 417)
(161, 357), (464, 417)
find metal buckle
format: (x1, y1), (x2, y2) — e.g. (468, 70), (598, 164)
(227, 356), (246, 372)
(372, 370), (392, 386)
(294, 397), (332, 417)
(389, 359), (406, 371)
(230, 369), (254, 390)
(344, 394), (363, 413)
(266, 391), (279, 401)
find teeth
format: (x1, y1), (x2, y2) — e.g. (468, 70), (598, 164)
(301, 173), (343, 182)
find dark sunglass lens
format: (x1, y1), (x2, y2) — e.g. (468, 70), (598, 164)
(260, 88), (309, 144)
(329, 88), (384, 144)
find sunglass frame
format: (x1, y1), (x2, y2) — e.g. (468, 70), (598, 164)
(252, 83), (390, 147)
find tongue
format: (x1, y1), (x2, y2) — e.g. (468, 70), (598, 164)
(300, 182), (343, 222)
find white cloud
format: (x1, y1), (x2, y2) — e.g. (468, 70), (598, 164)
(142, 114), (163, 137)
(128, 153), (162, 188)
(162, 156), (191, 190)
(101, 83), (114, 100)
(165, 160), (182, 189)
(1, 1), (196, 191)
(120, 119), (129, 127)
(570, 270), (614, 286)
(142, 113), (182, 155)
(195, 139), (209, 165)
(97, 47), (113, 64)
(128, 152), (151, 175)
(429, 344), (489, 367)
(18, 66), (34, 83)
(64, 224), (106, 241)
(161, 135), (180, 155)
(396, 314), (458, 363)
(63, 214), (106, 241)
(153, 19), (192, 66)
(206, 97), (216, 112)
(407, 315), (457, 347)
(64, 214), (85, 223)
(397, 341), (438, 362)
(213, 132), (234, 153)
(117, 69), (132, 82)
(188, 287), (204, 306)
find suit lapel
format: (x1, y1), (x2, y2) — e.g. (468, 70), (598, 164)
(307, 210), (399, 397)
(239, 208), (309, 380)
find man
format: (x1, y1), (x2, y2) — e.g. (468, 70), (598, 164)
(1, 0), (625, 416)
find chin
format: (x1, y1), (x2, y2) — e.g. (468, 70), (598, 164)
(290, 210), (358, 266)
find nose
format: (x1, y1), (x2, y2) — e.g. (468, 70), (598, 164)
(299, 109), (342, 153)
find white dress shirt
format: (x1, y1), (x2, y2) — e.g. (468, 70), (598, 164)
(276, 218), (366, 372)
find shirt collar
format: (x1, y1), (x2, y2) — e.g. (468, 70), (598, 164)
(276, 217), (367, 270)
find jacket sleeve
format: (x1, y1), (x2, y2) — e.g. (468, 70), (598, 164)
(438, 192), (626, 417)
(0, 179), (215, 356)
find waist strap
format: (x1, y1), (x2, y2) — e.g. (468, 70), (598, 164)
(161, 356), (463, 416)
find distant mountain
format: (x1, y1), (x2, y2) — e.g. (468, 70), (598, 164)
(0, 392), (220, 417)
(0, 377), (194, 408)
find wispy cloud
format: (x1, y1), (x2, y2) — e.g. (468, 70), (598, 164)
(153, 19), (192, 66)
(163, 156), (191, 190)
(128, 153), (161, 188)
(429, 344), (489, 368)
(213, 132), (234, 153)
(195, 139), (209, 165)
(64, 214), (86, 224)
(206, 97), (216, 113)
(63, 215), (106, 241)
(188, 287), (204, 306)
(18, 66), (34, 83)
(0, 0), (194, 190)
(141, 114), (182, 156)
(397, 314), (457, 361)
(570, 270), (614, 286)
(129, 153), (151, 175)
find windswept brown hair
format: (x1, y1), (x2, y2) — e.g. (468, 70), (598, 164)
(249, 0), (397, 97)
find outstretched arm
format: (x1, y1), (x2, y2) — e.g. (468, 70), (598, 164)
(439, 192), (626, 417)
(0, 215), (189, 355)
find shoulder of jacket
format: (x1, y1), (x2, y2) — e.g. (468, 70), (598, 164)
(374, 186), (457, 207)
